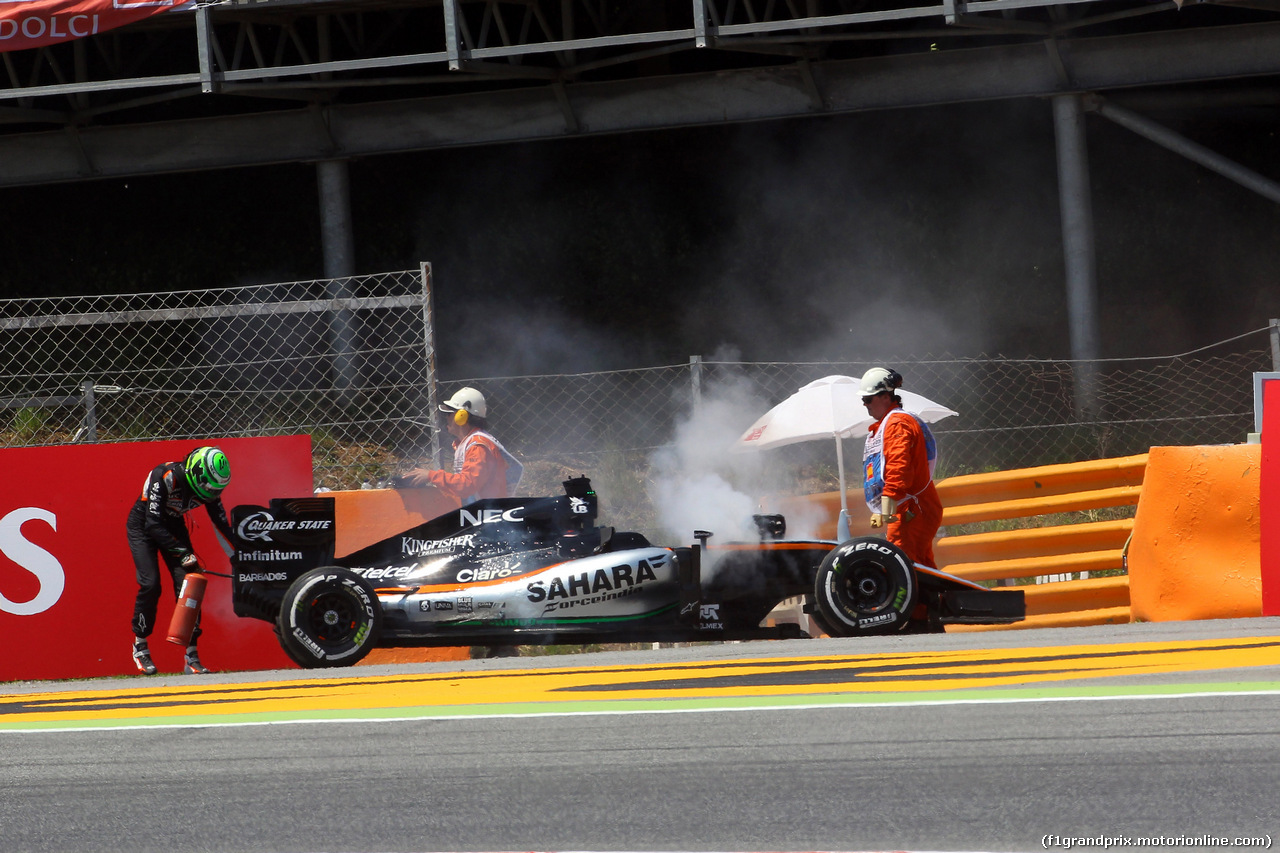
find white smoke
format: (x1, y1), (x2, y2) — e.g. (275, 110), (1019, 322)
(643, 362), (844, 579)
(647, 367), (768, 546)
(761, 474), (831, 542)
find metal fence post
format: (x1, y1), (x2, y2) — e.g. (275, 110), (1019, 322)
(1271, 318), (1279, 371)
(81, 379), (96, 443)
(422, 262), (442, 467)
(442, 0), (463, 70)
(690, 355), (703, 413)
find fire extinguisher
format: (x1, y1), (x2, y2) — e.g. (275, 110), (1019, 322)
(167, 563), (208, 647)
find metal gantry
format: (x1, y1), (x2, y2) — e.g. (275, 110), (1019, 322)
(0, 0), (1277, 184)
(2, 0), (1278, 124)
(1, 0), (1278, 382)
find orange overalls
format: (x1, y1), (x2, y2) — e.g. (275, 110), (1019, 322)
(863, 407), (943, 568)
(422, 431), (513, 503)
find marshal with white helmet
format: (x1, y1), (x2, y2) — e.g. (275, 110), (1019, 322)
(859, 366), (903, 397)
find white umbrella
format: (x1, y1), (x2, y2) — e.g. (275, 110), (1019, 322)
(732, 375), (958, 539)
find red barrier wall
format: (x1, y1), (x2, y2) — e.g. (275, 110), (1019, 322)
(1263, 379), (1280, 617)
(0, 436), (313, 681)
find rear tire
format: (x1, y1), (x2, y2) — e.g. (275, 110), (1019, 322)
(277, 567), (382, 668)
(813, 538), (917, 636)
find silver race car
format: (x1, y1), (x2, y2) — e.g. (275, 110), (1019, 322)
(230, 477), (1024, 667)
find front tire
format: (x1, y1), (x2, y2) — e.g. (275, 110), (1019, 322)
(277, 567), (382, 668)
(813, 538), (917, 636)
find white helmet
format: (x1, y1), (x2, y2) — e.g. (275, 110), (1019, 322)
(860, 367), (903, 397)
(439, 386), (487, 419)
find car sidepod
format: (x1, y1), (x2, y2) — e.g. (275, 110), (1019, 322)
(376, 546), (682, 639)
(701, 541), (834, 631)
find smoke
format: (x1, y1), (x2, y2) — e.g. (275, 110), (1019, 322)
(413, 137), (699, 378)
(407, 103), (1093, 378)
(644, 358), (835, 572)
(646, 362), (765, 543)
(440, 299), (632, 377)
(405, 100), (1280, 381)
(674, 107), (1069, 362)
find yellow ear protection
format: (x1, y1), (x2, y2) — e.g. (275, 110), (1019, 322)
(453, 407), (469, 426)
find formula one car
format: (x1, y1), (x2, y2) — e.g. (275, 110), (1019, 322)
(229, 477), (1024, 668)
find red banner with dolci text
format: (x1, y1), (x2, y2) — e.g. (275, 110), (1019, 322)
(0, 436), (314, 682)
(0, 0), (184, 52)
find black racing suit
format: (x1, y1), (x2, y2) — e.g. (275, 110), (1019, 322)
(126, 461), (234, 642)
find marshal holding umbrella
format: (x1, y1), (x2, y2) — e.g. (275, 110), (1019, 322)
(732, 374), (958, 540)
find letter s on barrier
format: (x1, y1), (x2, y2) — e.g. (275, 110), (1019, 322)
(0, 508), (65, 616)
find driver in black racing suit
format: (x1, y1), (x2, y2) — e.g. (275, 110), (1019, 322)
(126, 446), (233, 675)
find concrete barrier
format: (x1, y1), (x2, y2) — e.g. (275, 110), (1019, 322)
(768, 446), (1275, 631)
(1127, 444), (1262, 622)
(935, 456), (1146, 631)
(336, 448), (1264, 648)
(769, 454), (1149, 631)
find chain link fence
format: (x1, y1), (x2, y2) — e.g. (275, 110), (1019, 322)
(469, 343), (1276, 470)
(456, 339), (1275, 532)
(0, 266), (439, 490)
(0, 267), (1273, 509)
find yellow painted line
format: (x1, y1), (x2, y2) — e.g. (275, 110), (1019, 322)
(4, 635), (1280, 727)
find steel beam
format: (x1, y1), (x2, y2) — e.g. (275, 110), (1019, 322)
(317, 159), (355, 278)
(1, 22), (1279, 187)
(1091, 96), (1280, 205)
(316, 158), (359, 394)
(1052, 93), (1100, 417)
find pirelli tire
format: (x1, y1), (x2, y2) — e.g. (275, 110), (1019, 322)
(813, 538), (917, 636)
(277, 567), (382, 668)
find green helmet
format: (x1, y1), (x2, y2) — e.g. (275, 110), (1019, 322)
(184, 446), (231, 500)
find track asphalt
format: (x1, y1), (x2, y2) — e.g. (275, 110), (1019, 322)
(4, 617), (1280, 732)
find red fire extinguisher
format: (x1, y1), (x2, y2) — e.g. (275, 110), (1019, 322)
(166, 570), (208, 646)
